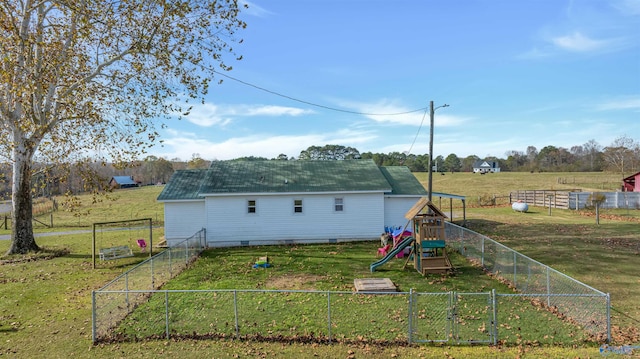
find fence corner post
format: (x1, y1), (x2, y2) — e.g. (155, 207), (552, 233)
(606, 292), (611, 344)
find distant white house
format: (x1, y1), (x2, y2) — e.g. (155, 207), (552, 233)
(158, 159), (433, 247)
(472, 160), (501, 173)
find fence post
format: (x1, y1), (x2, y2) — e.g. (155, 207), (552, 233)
(125, 273), (130, 311)
(408, 288), (413, 344)
(91, 291), (97, 343)
(481, 237), (485, 267)
(168, 248), (173, 277)
(546, 267), (551, 307)
(606, 293), (611, 343)
(513, 252), (517, 289)
(151, 256), (155, 289)
(492, 289), (498, 346)
(234, 290), (239, 339)
(327, 291), (332, 343)
(447, 291), (453, 342)
(164, 291), (170, 340)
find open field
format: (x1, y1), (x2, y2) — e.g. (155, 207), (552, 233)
(0, 174), (638, 358)
(421, 171), (625, 196)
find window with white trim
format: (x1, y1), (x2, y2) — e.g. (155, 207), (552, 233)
(334, 197), (344, 212)
(247, 200), (256, 214)
(294, 199), (303, 213)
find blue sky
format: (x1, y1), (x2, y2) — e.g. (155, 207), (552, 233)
(152, 0), (640, 162)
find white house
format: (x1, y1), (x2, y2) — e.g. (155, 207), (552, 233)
(157, 159), (431, 247)
(472, 160), (501, 173)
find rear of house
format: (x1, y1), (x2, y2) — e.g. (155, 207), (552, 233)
(158, 160), (428, 247)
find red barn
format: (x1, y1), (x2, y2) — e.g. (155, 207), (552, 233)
(622, 171), (640, 192)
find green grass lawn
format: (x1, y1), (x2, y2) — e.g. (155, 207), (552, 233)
(111, 242), (598, 347)
(0, 175), (638, 358)
(460, 207), (640, 344)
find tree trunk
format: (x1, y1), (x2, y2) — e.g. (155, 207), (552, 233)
(6, 143), (40, 255)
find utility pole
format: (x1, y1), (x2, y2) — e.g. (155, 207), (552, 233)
(428, 101), (434, 202)
(428, 101), (449, 202)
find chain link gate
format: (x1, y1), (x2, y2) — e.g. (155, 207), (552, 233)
(411, 291), (495, 344)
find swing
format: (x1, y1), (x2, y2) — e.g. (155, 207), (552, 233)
(99, 245), (133, 260)
(98, 223), (134, 261)
(136, 239), (147, 252)
(92, 218), (153, 269)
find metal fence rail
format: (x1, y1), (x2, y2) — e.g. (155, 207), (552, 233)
(92, 228), (206, 341)
(444, 222), (610, 341)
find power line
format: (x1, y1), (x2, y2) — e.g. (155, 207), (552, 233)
(213, 70), (429, 116)
(212, 70), (435, 160)
(406, 106), (430, 156)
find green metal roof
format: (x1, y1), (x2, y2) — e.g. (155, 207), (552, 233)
(157, 169), (206, 200)
(158, 160), (429, 201)
(379, 166), (428, 195)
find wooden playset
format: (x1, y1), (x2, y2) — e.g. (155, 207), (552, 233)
(402, 198), (453, 275)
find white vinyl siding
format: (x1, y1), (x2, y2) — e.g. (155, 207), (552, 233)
(384, 196), (425, 230)
(163, 201), (205, 245)
(205, 193), (384, 246)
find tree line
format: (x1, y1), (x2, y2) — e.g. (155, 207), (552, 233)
(232, 136), (640, 176)
(3, 135), (635, 201)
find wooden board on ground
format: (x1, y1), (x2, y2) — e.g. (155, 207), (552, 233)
(156, 236), (168, 248)
(353, 278), (397, 292)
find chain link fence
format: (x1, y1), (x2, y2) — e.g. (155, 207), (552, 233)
(92, 228), (206, 341)
(94, 288), (498, 344)
(445, 222), (610, 342)
(92, 225), (610, 344)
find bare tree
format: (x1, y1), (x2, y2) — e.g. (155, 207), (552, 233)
(603, 135), (639, 179)
(0, 0), (246, 254)
(583, 139), (602, 171)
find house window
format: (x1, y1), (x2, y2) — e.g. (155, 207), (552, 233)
(294, 199), (303, 213)
(247, 200), (256, 214)
(334, 198), (344, 212)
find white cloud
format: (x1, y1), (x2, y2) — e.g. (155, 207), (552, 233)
(153, 128), (379, 161)
(182, 102), (313, 127)
(551, 31), (610, 52)
(611, 0), (640, 16)
(182, 103), (233, 127)
(336, 98), (466, 127)
(595, 96), (640, 111)
(244, 105), (313, 116)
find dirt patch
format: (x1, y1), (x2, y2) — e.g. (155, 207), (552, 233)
(264, 274), (326, 290)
